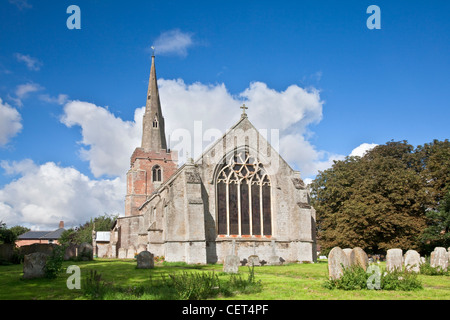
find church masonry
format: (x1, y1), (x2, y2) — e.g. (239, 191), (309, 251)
(107, 56), (317, 264)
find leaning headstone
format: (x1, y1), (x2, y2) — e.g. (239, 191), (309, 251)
(136, 251), (154, 269)
(23, 252), (49, 279)
(404, 250), (421, 273)
(349, 247), (369, 271)
(386, 248), (403, 272)
(247, 255), (261, 267)
(328, 247), (350, 280)
(430, 247), (448, 272)
(223, 255), (240, 273)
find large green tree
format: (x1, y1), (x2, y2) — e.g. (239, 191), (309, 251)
(311, 141), (431, 254)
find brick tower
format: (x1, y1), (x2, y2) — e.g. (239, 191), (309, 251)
(125, 55), (178, 216)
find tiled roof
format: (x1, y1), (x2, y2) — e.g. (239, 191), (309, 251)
(18, 228), (65, 240)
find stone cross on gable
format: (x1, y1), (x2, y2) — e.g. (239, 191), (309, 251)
(240, 104), (248, 117)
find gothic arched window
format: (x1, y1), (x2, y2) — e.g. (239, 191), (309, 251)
(152, 165), (162, 182)
(216, 150), (272, 236)
(153, 113), (158, 128)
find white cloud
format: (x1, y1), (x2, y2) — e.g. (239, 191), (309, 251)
(59, 79), (335, 180)
(39, 93), (69, 105)
(11, 82), (43, 107)
(0, 98), (22, 146)
(0, 160), (124, 230)
(350, 143), (378, 157)
(60, 100), (142, 178)
(15, 53), (42, 71)
(8, 0), (32, 10)
(152, 29), (195, 57)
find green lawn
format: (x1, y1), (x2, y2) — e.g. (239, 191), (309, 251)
(0, 259), (449, 300)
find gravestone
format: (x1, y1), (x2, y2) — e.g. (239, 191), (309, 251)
(223, 240), (239, 273)
(136, 251), (154, 269)
(430, 247), (448, 272)
(328, 247), (350, 280)
(118, 247), (127, 259)
(223, 255), (240, 273)
(23, 252), (49, 279)
(343, 248), (353, 261)
(267, 240), (283, 266)
(247, 255), (260, 267)
(127, 245), (136, 259)
(349, 247), (369, 271)
(386, 248), (403, 272)
(404, 250), (420, 273)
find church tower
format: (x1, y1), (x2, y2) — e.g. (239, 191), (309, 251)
(125, 55), (178, 217)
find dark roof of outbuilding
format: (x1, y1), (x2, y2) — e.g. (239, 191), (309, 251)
(18, 228), (65, 240)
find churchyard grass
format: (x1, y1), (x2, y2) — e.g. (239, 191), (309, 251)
(0, 259), (449, 300)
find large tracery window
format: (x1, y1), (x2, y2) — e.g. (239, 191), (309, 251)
(216, 150), (272, 237)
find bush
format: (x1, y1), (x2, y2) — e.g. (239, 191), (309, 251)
(419, 259), (449, 276)
(324, 264), (423, 291)
(44, 245), (65, 279)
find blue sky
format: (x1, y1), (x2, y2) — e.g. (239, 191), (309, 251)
(0, 0), (449, 229)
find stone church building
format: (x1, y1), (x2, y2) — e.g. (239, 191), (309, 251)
(106, 56), (317, 264)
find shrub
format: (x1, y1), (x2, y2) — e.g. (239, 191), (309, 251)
(44, 245), (65, 279)
(324, 264), (423, 291)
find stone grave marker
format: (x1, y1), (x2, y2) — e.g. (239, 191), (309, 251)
(430, 247), (448, 272)
(404, 249), (420, 273)
(386, 248), (403, 272)
(328, 247), (350, 280)
(350, 247), (369, 271)
(23, 252), (49, 279)
(136, 251), (154, 269)
(247, 255), (260, 266)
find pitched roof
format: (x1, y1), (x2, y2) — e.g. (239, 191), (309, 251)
(18, 228), (65, 240)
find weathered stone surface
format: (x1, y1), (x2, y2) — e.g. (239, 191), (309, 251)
(430, 247), (448, 272)
(118, 248), (127, 259)
(223, 255), (240, 273)
(137, 251), (154, 269)
(404, 250), (421, 273)
(328, 247), (350, 280)
(349, 247), (369, 271)
(342, 248), (352, 261)
(386, 248), (403, 272)
(23, 252), (49, 279)
(247, 255), (260, 267)
(127, 245), (136, 259)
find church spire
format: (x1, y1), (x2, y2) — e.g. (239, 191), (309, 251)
(141, 55), (167, 152)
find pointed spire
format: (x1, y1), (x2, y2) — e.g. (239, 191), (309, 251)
(141, 55), (168, 151)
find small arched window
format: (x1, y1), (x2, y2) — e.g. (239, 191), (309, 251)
(153, 114), (158, 128)
(216, 150), (271, 237)
(152, 165), (162, 182)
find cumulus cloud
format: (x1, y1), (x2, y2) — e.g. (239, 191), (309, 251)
(0, 98), (22, 146)
(350, 143), (378, 157)
(57, 79), (335, 181)
(0, 159), (124, 230)
(39, 93), (69, 105)
(15, 53), (42, 71)
(60, 100), (142, 177)
(152, 29), (195, 57)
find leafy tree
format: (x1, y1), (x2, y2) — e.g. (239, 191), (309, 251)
(311, 141), (429, 254)
(9, 225), (30, 238)
(59, 214), (117, 246)
(420, 190), (450, 250)
(0, 222), (17, 245)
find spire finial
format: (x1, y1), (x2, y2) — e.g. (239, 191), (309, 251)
(240, 103), (248, 118)
(151, 46), (156, 57)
